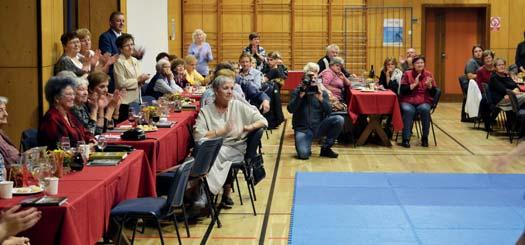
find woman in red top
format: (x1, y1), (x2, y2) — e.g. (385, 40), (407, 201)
(475, 50), (495, 92)
(399, 55), (437, 148)
(38, 76), (96, 150)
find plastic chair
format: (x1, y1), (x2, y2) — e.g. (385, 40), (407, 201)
(110, 158), (194, 245)
(190, 137), (224, 228)
(230, 128), (265, 216)
(20, 128), (38, 151)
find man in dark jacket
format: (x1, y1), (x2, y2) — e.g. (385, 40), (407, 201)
(287, 72), (344, 159)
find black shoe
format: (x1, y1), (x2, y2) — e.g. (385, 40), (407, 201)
(320, 147), (339, 158)
(421, 137), (429, 147)
(400, 139), (410, 148)
(221, 195), (234, 206)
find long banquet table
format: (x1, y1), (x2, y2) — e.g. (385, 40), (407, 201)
(0, 150), (155, 245)
(106, 110), (198, 174)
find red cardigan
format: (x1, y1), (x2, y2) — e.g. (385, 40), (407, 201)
(476, 66), (492, 92)
(38, 107), (95, 150)
(400, 69), (437, 105)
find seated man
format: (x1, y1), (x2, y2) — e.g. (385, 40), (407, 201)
(287, 70), (344, 159)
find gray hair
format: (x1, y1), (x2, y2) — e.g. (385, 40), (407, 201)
(303, 62), (320, 74)
(55, 70), (88, 88)
(0, 96), (8, 105)
(329, 57), (345, 66)
(326, 44), (340, 53)
(212, 75), (233, 91)
(156, 59), (171, 72)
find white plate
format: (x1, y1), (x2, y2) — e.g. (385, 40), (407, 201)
(13, 186), (43, 195)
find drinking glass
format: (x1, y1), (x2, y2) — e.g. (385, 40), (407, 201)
(60, 137), (71, 151)
(97, 135), (107, 152)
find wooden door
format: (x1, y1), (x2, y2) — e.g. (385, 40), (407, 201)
(424, 7), (487, 100)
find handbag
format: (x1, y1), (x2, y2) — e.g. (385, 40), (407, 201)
(248, 154), (266, 185)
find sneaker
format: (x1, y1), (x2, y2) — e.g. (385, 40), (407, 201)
(320, 147), (339, 158)
(421, 137), (429, 147)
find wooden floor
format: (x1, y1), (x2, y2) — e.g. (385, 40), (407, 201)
(132, 102), (525, 244)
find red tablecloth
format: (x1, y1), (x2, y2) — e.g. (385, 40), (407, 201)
(108, 110), (197, 173)
(282, 71), (304, 90)
(0, 150), (155, 245)
(347, 89), (403, 131)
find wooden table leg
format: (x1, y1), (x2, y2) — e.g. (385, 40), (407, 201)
(356, 115), (392, 146)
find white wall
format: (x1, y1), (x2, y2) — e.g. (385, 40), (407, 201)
(126, 0), (168, 78)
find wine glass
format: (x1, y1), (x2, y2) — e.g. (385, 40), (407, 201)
(60, 137), (71, 151)
(97, 135), (107, 152)
(35, 163), (53, 196)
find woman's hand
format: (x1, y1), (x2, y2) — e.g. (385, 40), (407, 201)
(259, 100), (270, 114)
(243, 124), (255, 132)
(2, 236), (30, 245)
(425, 78), (433, 89)
(97, 93), (109, 109)
(87, 92), (99, 110)
(0, 206), (41, 239)
(138, 74), (150, 85)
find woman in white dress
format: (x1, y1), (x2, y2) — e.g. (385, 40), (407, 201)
(193, 75), (268, 206)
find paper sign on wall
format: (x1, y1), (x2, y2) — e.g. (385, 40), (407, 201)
(490, 17), (501, 31)
(383, 19), (403, 47)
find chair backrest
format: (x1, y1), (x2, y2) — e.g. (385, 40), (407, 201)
(245, 128), (264, 159)
(430, 88), (442, 113)
(20, 128), (38, 152)
(482, 83), (492, 105)
(166, 157), (194, 209)
(506, 90), (520, 113)
(191, 137), (223, 176)
(458, 75), (468, 97)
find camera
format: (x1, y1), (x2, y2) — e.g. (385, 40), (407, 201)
(300, 73), (319, 94)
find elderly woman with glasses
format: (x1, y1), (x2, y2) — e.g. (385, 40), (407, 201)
(54, 31), (93, 77)
(319, 57), (351, 102)
(193, 75), (268, 207)
(38, 76), (96, 150)
(0, 97), (19, 168)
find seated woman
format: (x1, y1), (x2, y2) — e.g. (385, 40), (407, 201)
(262, 51), (288, 84)
(488, 58), (525, 112)
(237, 53), (271, 113)
(379, 57), (403, 94)
(171, 58), (190, 88)
(201, 62), (251, 108)
(83, 71), (123, 134)
(476, 50), (495, 92)
(54, 31), (92, 77)
(319, 57), (351, 103)
(465, 45), (484, 80)
(113, 33), (150, 122)
(0, 97), (19, 168)
(184, 55), (205, 86)
(144, 59), (183, 99)
(261, 51), (286, 129)
(193, 75), (268, 207)
(38, 76), (96, 150)
(399, 55), (437, 148)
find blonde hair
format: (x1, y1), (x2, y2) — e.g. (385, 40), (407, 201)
(192, 29), (207, 43)
(76, 28), (91, 40)
(184, 55), (198, 64)
(325, 44), (340, 53)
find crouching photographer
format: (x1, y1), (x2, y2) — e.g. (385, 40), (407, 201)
(287, 63), (344, 159)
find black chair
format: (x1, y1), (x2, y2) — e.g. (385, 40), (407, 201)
(190, 137), (224, 228)
(411, 88), (441, 146)
(482, 83), (503, 138)
(505, 90), (525, 144)
(110, 157), (194, 245)
(230, 128), (265, 216)
(20, 128), (38, 152)
(459, 75), (472, 122)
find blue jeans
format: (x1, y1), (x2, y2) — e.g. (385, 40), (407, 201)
(401, 102), (431, 140)
(294, 115), (344, 159)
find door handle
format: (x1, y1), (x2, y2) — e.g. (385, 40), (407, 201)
(441, 52), (446, 58)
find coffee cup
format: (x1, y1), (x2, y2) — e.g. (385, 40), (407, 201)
(0, 181), (13, 199)
(45, 177), (59, 195)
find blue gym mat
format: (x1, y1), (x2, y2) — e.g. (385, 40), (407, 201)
(289, 172), (525, 245)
